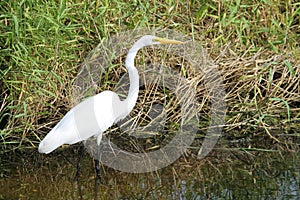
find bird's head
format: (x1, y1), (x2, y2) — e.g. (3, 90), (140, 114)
(152, 35), (183, 45)
(137, 35), (183, 47)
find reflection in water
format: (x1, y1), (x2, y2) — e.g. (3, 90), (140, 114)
(0, 146), (299, 199)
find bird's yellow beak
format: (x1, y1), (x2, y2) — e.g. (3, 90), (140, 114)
(154, 37), (183, 44)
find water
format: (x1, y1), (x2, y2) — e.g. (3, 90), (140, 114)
(0, 145), (299, 199)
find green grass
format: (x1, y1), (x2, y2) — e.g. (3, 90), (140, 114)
(0, 0), (299, 151)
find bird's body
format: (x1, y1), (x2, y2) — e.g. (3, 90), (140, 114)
(38, 35), (182, 154)
(38, 91), (123, 153)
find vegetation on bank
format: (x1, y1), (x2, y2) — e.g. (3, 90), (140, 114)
(0, 0), (299, 152)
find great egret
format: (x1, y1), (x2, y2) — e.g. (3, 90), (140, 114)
(38, 35), (183, 154)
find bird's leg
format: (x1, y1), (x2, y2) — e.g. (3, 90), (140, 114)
(75, 144), (85, 182)
(94, 159), (102, 199)
(94, 159), (102, 183)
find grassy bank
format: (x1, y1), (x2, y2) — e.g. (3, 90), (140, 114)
(0, 0), (299, 152)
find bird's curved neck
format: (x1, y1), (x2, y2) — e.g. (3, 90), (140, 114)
(124, 46), (140, 113)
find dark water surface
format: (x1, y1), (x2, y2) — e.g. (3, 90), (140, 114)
(0, 144), (299, 199)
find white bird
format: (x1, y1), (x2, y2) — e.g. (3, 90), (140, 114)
(38, 35), (183, 154)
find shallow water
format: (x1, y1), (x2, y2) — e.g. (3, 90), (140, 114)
(0, 145), (299, 200)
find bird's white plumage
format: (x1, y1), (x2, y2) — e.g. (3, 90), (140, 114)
(38, 35), (182, 154)
(38, 91), (122, 154)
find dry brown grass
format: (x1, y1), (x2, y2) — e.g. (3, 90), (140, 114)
(216, 48), (300, 140)
(73, 30), (299, 155)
